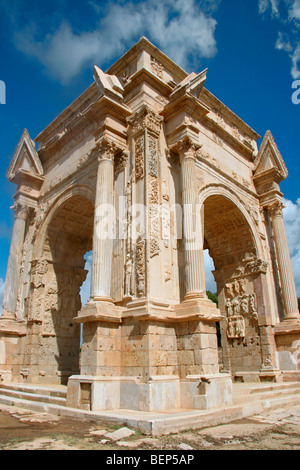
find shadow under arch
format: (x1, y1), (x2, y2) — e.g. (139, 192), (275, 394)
(200, 187), (267, 377)
(25, 186), (95, 384)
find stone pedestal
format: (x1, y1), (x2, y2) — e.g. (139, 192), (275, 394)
(69, 295), (232, 412)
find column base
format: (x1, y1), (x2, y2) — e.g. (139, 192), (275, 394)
(282, 314), (300, 323)
(0, 309), (16, 321)
(184, 291), (207, 301)
(74, 299), (124, 324)
(174, 296), (223, 322)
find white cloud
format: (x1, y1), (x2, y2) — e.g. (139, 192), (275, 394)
(283, 197), (300, 296)
(259, 0), (300, 79)
(276, 32), (293, 53)
(289, 0), (300, 21)
(258, 0), (280, 16)
(80, 252), (92, 306)
(0, 279), (5, 315)
(11, 0), (219, 83)
(291, 43), (300, 79)
(204, 249), (217, 293)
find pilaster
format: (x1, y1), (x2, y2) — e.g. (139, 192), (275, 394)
(1, 202), (31, 320)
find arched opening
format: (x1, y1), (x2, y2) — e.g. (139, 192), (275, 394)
(28, 194), (94, 384)
(203, 194), (262, 377)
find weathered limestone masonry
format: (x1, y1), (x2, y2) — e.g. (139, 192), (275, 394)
(1, 38), (299, 412)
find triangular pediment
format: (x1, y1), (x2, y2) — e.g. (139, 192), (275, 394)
(7, 129), (43, 181)
(254, 130), (288, 180)
(106, 36), (188, 86)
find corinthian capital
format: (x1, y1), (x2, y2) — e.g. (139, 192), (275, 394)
(267, 200), (285, 218)
(12, 201), (30, 220)
(127, 105), (163, 137)
(96, 138), (118, 162)
(169, 136), (202, 162)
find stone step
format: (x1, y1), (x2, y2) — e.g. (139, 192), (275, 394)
(233, 381), (300, 397)
(0, 390), (300, 436)
(233, 386), (300, 405)
(232, 381), (300, 405)
(0, 382), (67, 399)
(0, 387), (67, 407)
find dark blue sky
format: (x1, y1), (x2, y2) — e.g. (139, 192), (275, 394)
(0, 0), (299, 297)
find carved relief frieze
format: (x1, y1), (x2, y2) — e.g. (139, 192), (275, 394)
(230, 257), (268, 280)
(151, 56), (164, 79)
(148, 134), (158, 178)
(114, 150), (128, 178)
(149, 178), (160, 258)
(129, 106), (163, 138)
(135, 134), (145, 181)
(225, 277), (258, 339)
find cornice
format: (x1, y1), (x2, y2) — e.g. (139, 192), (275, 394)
(123, 67), (173, 99)
(160, 92), (210, 122)
(35, 83), (97, 148)
(106, 36), (188, 85)
(201, 88), (261, 142)
(201, 114), (256, 161)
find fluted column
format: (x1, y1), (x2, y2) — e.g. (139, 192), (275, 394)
(176, 137), (206, 300)
(1, 202), (29, 320)
(269, 201), (300, 321)
(90, 139), (116, 302)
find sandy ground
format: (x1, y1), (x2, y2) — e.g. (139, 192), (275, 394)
(0, 402), (300, 451)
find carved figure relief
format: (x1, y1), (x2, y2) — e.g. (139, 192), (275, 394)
(225, 277), (258, 339)
(135, 237), (146, 297)
(124, 253), (133, 297)
(27, 259), (48, 322)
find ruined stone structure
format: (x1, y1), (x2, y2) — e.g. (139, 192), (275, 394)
(1, 38), (299, 413)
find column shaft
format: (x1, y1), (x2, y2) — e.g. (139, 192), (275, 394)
(270, 203), (299, 321)
(90, 142), (115, 301)
(179, 142), (206, 300)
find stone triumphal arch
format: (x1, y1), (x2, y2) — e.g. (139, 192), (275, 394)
(1, 38), (299, 413)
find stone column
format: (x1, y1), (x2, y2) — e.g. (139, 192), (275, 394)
(90, 139), (116, 302)
(269, 201), (300, 321)
(1, 202), (29, 320)
(176, 137), (206, 300)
